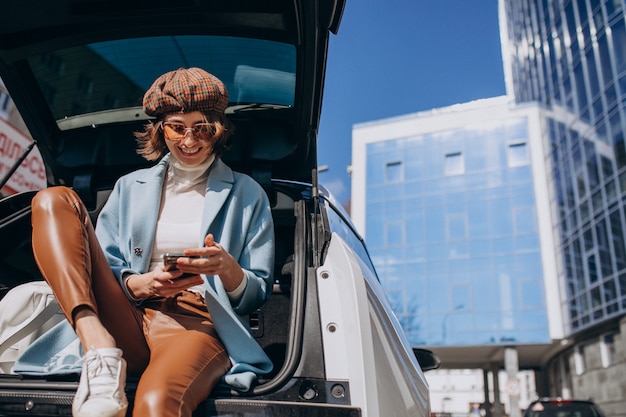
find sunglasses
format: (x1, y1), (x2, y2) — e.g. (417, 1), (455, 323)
(161, 122), (216, 142)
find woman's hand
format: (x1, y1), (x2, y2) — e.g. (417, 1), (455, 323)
(178, 234), (245, 292)
(125, 266), (204, 299)
(125, 234), (244, 298)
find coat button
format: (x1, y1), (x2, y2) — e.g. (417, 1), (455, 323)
(134, 247), (142, 256)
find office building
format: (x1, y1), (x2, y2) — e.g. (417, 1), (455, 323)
(501, 0), (626, 413)
(351, 97), (556, 414)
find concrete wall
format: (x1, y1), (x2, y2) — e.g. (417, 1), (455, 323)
(544, 316), (626, 417)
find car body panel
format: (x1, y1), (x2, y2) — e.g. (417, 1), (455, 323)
(318, 230), (430, 417)
(317, 234), (379, 415)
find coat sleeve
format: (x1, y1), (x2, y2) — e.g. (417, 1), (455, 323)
(95, 179), (125, 276)
(228, 180), (275, 316)
(95, 178), (151, 303)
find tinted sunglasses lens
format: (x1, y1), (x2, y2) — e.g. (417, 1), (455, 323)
(194, 124), (215, 138)
(163, 123), (185, 139)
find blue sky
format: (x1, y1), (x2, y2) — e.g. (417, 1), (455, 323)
(317, 0), (507, 206)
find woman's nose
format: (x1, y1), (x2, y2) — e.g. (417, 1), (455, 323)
(180, 130), (199, 145)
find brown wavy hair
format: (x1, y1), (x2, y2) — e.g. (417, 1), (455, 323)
(135, 111), (234, 161)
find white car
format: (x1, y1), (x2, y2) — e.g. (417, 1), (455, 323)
(0, 1), (437, 416)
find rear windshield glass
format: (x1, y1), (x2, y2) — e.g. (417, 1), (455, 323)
(27, 35), (296, 127)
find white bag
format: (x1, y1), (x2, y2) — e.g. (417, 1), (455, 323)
(0, 281), (65, 374)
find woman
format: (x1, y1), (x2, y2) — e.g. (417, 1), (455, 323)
(30, 68), (275, 417)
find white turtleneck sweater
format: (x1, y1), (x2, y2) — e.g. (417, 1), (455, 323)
(141, 155), (246, 299)
(150, 156), (214, 269)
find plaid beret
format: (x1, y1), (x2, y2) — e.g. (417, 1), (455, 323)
(143, 67), (229, 117)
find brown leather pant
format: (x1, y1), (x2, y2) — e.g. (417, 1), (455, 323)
(31, 186), (231, 417)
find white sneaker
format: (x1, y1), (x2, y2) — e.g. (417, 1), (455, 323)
(72, 347), (128, 417)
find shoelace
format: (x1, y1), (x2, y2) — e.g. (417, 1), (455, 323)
(84, 349), (121, 398)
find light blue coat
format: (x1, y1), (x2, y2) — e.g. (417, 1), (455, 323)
(96, 155), (275, 317)
(15, 155), (275, 391)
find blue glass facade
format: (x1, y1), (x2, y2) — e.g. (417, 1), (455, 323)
(503, 0), (626, 335)
(352, 0), (626, 406)
(363, 112), (551, 346)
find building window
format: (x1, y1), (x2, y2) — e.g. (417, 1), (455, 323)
(513, 207), (537, 234)
(507, 142), (529, 166)
(521, 281), (542, 307)
(385, 221), (404, 246)
(600, 333), (617, 368)
(444, 152), (464, 175)
(385, 161), (403, 182)
(447, 214), (468, 240)
(587, 253), (599, 284)
(450, 286), (469, 311)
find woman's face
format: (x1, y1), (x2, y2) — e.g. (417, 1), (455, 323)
(162, 111), (215, 167)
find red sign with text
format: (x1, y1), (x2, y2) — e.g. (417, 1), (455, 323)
(0, 118), (46, 194)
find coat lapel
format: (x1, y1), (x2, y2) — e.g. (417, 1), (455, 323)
(199, 159), (235, 245)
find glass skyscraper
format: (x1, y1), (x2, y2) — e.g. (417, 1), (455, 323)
(502, 0), (626, 335)
(499, 0), (626, 408)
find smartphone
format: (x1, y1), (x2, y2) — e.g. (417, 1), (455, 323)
(162, 253), (200, 278)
